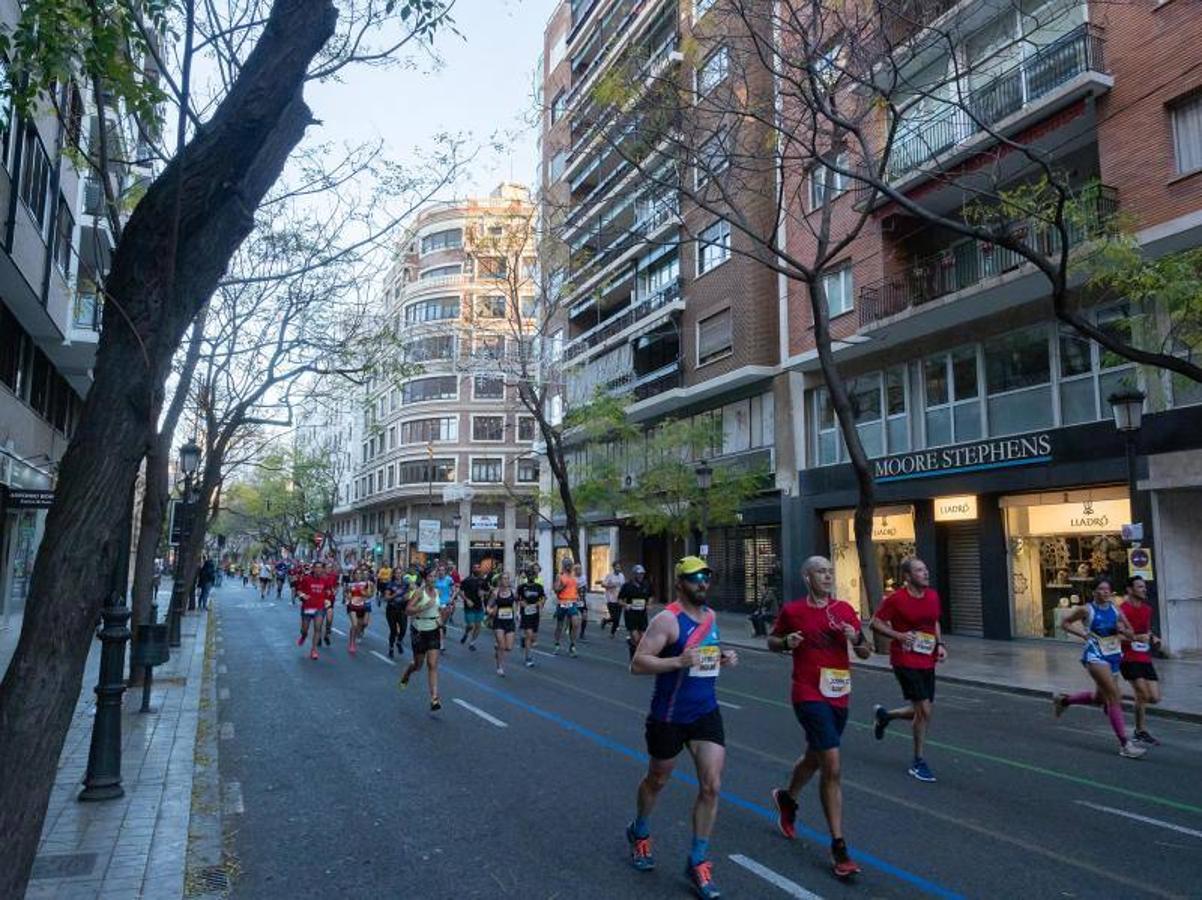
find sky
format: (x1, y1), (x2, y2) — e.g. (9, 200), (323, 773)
(304, 0), (553, 200)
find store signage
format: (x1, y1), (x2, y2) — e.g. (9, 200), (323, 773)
(871, 514), (914, 541)
(875, 433), (1053, 483)
(4, 488), (55, 509)
(1128, 547), (1155, 580)
(933, 495), (978, 522)
(471, 515), (500, 530)
(1025, 498), (1130, 536)
(417, 519), (442, 552)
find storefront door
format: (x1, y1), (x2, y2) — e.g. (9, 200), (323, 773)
(944, 522), (983, 635)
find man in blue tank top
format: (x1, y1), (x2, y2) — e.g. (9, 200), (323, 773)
(626, 556), (738, 899)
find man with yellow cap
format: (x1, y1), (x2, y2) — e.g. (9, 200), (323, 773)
(626, 556), (737, 899)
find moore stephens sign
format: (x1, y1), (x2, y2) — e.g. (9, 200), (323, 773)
(874, 433), (1053, 483)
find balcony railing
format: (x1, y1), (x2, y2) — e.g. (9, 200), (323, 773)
(564, 277), (682, 361)
(888, 24), (1106, 181)
(608, 359), (681, 400)
(566, 195), (678, 294)
(73, 292), (102, 332)
(858, 184), (1118, 327)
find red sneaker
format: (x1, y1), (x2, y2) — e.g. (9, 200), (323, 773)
(297, 635), (305, 646)
(831, 840), (861, 879)
(772, 788), (797, 840)
(310, 650), (319, 660)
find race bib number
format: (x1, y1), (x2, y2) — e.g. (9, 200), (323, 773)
(1131, 641), (1150, 653)
(523, 604), (540, 616)
(1096, 635), (1121, 656)
(819, 667), (852, 698)
(497, 608), (514, 620)
(689, 644), (721, 678)
(631, 598), (646, 611)
(912, 631), (937, 655)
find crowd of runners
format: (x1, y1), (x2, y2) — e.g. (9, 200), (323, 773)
(223, 546), (1165, 899)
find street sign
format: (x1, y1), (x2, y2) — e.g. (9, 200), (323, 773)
(1128, 546), (1155, 580)
(471, 514), (499, 530)
(417, 519), (441, 553)
(1121, 523), (1144, 543)
(3, 487), (54, 509)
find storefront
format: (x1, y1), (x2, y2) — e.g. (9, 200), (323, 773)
(0, 462), (55, 644)
(705, 522), (782, 612)
(825, 507), (916, 620)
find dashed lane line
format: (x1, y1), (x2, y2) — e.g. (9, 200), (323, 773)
(1074, 801), (1202, 839)
(728, 854), (824, 899)
(370, 650), (396, 667)
(451, 698), (508, 728)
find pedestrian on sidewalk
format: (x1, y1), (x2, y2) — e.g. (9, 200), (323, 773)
(869, 557), (947, 782)
(603, 562), (625, 638)
(197, 557), (216, 611)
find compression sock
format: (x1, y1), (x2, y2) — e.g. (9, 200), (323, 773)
(1106, 701), (1129, 744)
(1064, 691), (1097, 706)
(630, 815), (650, 839)
(688, 836), (710, 866)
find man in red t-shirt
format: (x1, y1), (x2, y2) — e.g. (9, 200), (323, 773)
(767, 555), (871, 880)
(319, 562), (339, 646)
(296, 562), (328, 660)
(869, 557), (947, 783)
(1119, 575), (1161, 745)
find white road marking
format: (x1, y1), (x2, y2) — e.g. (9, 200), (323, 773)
(1074, 801), (1202, 839)
(370, 650), (396, 667)
(728, 854), (824, 899)
(452, 698), (508, 728)
(717, 700), (742, 710)
(218, 687), (230, 700)
(223, 781), (244, 815)
(331, 628), (346, 636)
(219, 722), (234, 741)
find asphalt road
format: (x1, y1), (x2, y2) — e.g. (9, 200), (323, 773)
(212, 581), (1202, 899)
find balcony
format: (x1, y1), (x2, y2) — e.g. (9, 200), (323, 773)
(72, 292), (102, 333)
(567, 195), (678, 301)
(888, 24), (1107, 182)
(859, 184), (1118, 328)
(608, 358), (681, 401)
(564, 277), (681, 361)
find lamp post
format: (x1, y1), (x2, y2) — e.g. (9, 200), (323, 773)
(695, 459), (713, 559)
(167, 440), (201, 648)
(1108, 388), (1145, 521)
(451, 512), (462, 567)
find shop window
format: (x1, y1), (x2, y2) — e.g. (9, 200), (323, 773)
(826, 508), (916, 619)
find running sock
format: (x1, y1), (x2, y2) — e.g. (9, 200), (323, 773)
(688, 836), (709, 866)
(1105, 701), (1129, 744)
(630, 816), (650, 839)
(1065, 691), (1097, 706)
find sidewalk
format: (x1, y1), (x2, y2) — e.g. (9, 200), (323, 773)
(24, 593), (210, 900)
(715, 609), (1202, 723)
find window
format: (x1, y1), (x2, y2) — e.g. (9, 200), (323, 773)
(550, 149), (568, 181)
(473, 374), (504, 400)
(814, 388), (838, 465)
(398, 458), (456, 484)
(697, 46), (729, 96)
(406, 334), (455, 362)
(821, 266), (854, 317)
(517, 458), (540, 482)
(54, 196), (73, 275)
(401, 375), (458, 404)
(1058, 305), (1140, 425)
(474, 295), (507, 319)
(400, 416), (458, 443)
(849, 373), (884, 458)
(420, 264), (460, 280)
(984, 325), (1052, 436)
(697, 219), (731, 275)
(471, 457), (504, 483)
(551, 89), (567, 123)
(924, 348), (981, 446)
(694, 0), (717, 21)
(517, 416), (537, 441)
(387, 426), (397, 450)
(20, 125), (51, 232)
(405, 296), (459, 323)
(474, 333), (506, 361)
(1172, 94), (1202, 176)
(420, 228), (462, 254)
(808, 152), (848, 209)
(387, 465), (396, 488)
(695, 134), (729, 190)
(478, 257), (508, 280)
(472, 415), (505, 441)
(697, 309), (733, 365)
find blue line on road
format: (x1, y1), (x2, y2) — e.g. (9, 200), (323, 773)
(443, 664), (964, 900)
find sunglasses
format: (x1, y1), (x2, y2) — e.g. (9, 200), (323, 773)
(682, 571), (712, 584)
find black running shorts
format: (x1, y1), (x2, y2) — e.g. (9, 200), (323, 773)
(644, 709), (725, 760)
(893, 666), (937, 703)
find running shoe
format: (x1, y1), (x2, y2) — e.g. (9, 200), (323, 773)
(873, 704), (889, 740)
(469, 643), (477, 652)
(324, 635), (331, 647)
(387, 646), (394, 659)
(625, 825), (655, 871)
(460, 633), (468, 644)
(830, 839), (861, 879)
(1134, 729), (1161, 746)
(496, 667), (505, 677)
(430, 698), (442, 712)
(310, 650), (319, 660)
(553, 643), (561, 655)
(1052, 693), (1068, 718)
(297, 635), (305, 646)
(1119, 741), (1147, 759)
(771, 788), (797, 840)
(525, 658), (535, 668)
(570, 644), (578, 658)
(399, 673), (410, 690)
(348, 644), (357, 655)
(685, 859), (721, 898)
(908, 757), (937, 782)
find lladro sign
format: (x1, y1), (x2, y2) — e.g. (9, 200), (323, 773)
(875, 433), (1052, 483)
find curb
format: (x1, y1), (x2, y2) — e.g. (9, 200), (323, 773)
(722, 636), (1202, 726)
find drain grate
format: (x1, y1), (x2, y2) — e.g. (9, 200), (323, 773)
(30, 852), (98, 880)
(193, 865), (230, 892)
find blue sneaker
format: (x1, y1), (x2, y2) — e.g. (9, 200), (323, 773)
(685, 859), (721, 898)
(873, 704), (889, 740)
(908, 757), (936, 782)
(626, 825), (655, 871)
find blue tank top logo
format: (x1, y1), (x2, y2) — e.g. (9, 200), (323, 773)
(648, 605), (720, 724)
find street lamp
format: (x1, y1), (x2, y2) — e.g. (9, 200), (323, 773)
(695, 459), (713, 558)
(451, 513), (462, 567)
(1108, 388), (1145, 525)
(167, 440), (201, 648)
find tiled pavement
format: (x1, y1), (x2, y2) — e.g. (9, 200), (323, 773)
(25, 597), (209, 900)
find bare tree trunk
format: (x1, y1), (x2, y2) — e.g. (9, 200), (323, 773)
(0, 2), (336, 894)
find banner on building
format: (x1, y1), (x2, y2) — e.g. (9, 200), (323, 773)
(417, 519), (442, 553)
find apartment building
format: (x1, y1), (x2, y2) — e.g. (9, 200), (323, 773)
(347, 184), (540, 575)
(0, 8), (152, 645)
(540, 0), (790, 608)
(781, 0), (1202, 651)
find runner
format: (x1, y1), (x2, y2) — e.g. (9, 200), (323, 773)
(552, 559), (580, 657)
(399, 567), (443, 712)
(274, 558), (288, 599)
(1120, 576), (1162, 745)
(603, 562), (625, 638)
(376, 560), (393, 595)
(458, 563), (487, 651)
(319, 560), (338, 646)
(345, 566), (374, 655)
(384, 575), (410, 659)
(869, 557), (947, 782)
(768, 555), (872, 880)
(627, 556), (736, 899)
(257, 560), (271, 599)
(619, 564), (654, 660)
(288, 560), (302, 604)
(295, 564), (327, 660)
(434, 563), (455, 652)
(518, 567), (545, 668)
(488, 572), (519, 677)
(1054, 578), (1146, 758)
(574, 562), (590, 641)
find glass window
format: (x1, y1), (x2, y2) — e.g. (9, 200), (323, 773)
(473, 374), (504, 400)
(478, 257), (508, 280)
(809, 152), (848, 210)
(405, 296), (460, 323)
(924, 357), (948, 406)
(517, 458), (540, 483)
(420, 228), (462, 254)
(518, 416), (537, 441)
(697, 46), (729, 95)
(471, 457), (504, 483)
(400, 416), (458, 443)
(420, 264), (460, 280)
(401, 376), (458, 404)
(1172, 93), (1202, 176)
(985, 326), (1050, 394)
(886, 367), (909, 452)
(472, 415), (505, 441)
(952, 347), (979, 400)
(697, 309), (733, 364)
(19, 126), (51, 232)
(1059, 330), (1092, 377)
(398, 458), (456, 483)
(821, 266), (854, 317)
(697, 220), (731, 274)
(475, 295), (507, 319)
(407, 334), (455, 362)
(54, 196), (73, 275)
(815, 388), (839, 465)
